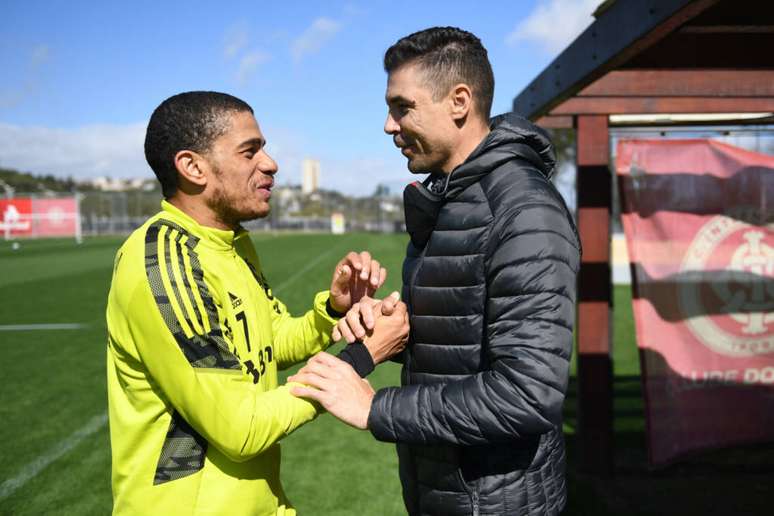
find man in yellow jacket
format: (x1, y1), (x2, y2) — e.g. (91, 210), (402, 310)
(106, 91), (408, 515)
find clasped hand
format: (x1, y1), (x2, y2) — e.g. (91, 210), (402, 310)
(290, 288), (411, 430)
(334, 292), (409, 364)
(328, 251), (387, 314)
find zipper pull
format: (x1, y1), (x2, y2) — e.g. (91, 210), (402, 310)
(472, 491), (479, 516)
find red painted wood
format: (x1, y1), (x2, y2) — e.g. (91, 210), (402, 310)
(554, 96), (774, 115)
(576, 115), (614, 475)
(578, 70), (774, 97)
(536, 115), (574, 129)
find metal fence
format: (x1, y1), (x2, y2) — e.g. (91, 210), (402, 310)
(30, 189), (408, 237)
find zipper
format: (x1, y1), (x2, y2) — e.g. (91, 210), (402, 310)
(403, 245), (425, 379)
(456, 468), (480, 516)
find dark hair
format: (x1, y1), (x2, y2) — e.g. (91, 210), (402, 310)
(384, 27), (494, 121)
(144, 91), (253, 197)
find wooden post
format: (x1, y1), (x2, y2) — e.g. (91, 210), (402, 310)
(575, 114), (613, 475)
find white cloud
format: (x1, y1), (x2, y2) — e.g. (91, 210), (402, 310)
(0, 121), (414, 196)
(320, 156), (415, 197)
(223, 25), (249, 60)
(506, 0), (599, 54)
(236, 50), (271, 86)
(0, 122), (150, 179)
(259, 125), (413, 196)
(291, 17), (341, 62)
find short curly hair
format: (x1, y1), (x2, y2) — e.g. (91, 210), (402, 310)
(144, 91), (253, 197)
(384, 27), (494, 121)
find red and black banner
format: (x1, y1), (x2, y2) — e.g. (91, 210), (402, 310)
(617, 139), (774, 465)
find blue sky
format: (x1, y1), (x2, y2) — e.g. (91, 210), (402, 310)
(0, 0), (598, 195)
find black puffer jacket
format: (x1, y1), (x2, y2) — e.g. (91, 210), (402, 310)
(368, 114), (580, 516)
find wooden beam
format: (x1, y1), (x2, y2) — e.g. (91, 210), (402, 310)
(575, 115), (614, 475)
(623, 32), (774, 69)
(535, 115), (574, 129)
(512, 0), (720, 120)
(552, 96), (774, 115)
(680, 25), (774, 34)
(578, 70), (774, 97)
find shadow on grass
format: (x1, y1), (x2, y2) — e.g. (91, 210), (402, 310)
(562, 374), (774, 516)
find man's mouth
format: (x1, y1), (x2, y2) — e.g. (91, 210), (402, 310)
(254, 180), (273, 196)
(396, 140), (415, 154)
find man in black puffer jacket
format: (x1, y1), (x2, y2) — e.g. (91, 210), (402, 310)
(291, 27), (580, 516)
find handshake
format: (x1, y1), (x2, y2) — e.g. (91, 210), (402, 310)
(289, 291), (409, 430)
(334, 291), (410, 365)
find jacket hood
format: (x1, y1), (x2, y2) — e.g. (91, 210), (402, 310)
(440, 113), (556, 199)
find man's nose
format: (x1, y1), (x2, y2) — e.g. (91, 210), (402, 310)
(259, 151), (278, 175)
(384, 112), (399, 135)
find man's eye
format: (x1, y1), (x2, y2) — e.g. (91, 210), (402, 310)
(244, 152), (255, 159)
(392, 105), (409, 117)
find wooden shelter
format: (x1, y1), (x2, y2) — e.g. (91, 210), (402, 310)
(512, 0), (774, 474)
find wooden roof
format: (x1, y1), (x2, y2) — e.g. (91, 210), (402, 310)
(512, 0), (774, 128)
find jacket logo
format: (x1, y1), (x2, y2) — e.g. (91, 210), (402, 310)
(228, 292), (243, 310)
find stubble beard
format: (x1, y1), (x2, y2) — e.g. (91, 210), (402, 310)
(206, 165), (266, 229)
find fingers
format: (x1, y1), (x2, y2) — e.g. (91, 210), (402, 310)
(341, 251), (383, 289)
(333, 264), (352, 287)
(381, 291), (400, 315)
(346, 305), (367, 340)
(292, 359), (335, 381)
(332, 325), (342, 342)
(335, 317), (357, 343)
(359, 296), (377, 331)
(369, 258), (381, 288)
(289, 353), (348, 385)
(358, 251), (372, 281)
(343, 251), (363, 275)
(290, 384), (325, 403)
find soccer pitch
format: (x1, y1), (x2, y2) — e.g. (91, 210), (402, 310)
(0, 233), (410, 515)
(0, 232), (643, 515)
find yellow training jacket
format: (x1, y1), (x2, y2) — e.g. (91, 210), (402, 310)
(106, 201), (337, 515)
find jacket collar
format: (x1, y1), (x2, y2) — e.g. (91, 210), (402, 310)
(436, 113), (556, 199)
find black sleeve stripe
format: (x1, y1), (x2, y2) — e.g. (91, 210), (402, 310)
(174, 233), (206, 332)
(144, 220), (240, 370)
(184, 232), (228, 339)
(154, 410), (207, 485)
(163, 229), (197, 335)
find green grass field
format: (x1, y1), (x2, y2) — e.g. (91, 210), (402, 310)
(1, 234), (771, 515)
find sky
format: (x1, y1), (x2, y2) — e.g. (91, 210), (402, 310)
(0, 0), (600, 196)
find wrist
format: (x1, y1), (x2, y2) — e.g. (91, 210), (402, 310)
(325, 297), (347, 318)
(360, 392), (375, 430)
(361, 334), (382, 364)
(337, 341), (375, 377)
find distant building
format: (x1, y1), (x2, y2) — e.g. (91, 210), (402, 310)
(87, 177), (156, 192)
(301, 158), (320, 194)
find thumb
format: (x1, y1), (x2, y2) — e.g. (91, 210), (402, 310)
(382, 291), (400, 315)
(333, 264), (352, 291)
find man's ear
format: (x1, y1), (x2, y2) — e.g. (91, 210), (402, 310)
(174, 150), (208, 188)
(448, 83), (473, 121)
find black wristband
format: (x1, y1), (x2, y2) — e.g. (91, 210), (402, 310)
(337, 341), (375, 378)
(325, 298), (347, 318)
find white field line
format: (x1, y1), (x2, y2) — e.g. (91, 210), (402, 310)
(0, 323), (87, 331)
(272, 246), (340, 295)
(0, 412), (108, 500)
(0, 245), (338, 499)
